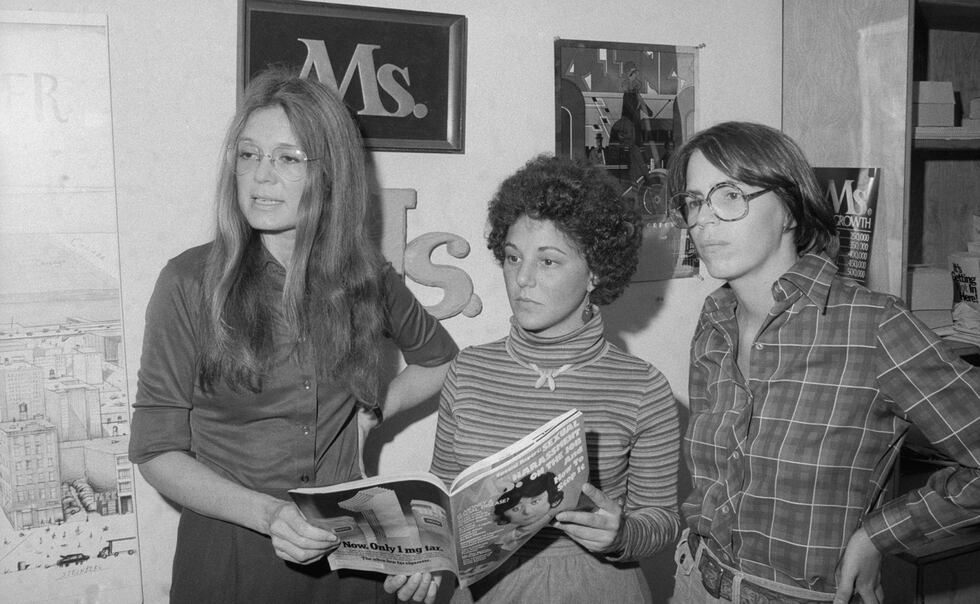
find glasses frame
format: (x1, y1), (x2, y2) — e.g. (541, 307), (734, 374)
(668, 181), (774, 229)
(231, 143), (320, 182)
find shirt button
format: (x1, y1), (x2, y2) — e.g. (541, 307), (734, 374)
(300, 474), (310, 483)
(302, 425), (311, 435)
(754, 342), (763, 351)
(303, 379), (311, 390)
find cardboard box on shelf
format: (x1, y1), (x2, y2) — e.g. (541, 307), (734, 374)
(908, 264), (954, 329)
(965, 97), (980, 130)
(913, 81), (955, 127)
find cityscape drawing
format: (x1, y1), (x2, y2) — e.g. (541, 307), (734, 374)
(0, 12), (143, 602)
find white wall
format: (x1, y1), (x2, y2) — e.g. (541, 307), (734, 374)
(10, 1), (782, 601)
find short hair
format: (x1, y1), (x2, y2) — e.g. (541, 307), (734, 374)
(486, 155), (643, 305)
(493, 472), (564, 524)
(665, 121), (838, 256)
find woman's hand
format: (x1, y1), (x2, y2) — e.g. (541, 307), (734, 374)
(552, 482), (624, 553)
(356, 406), (381, 477)
(383, 572), (442, 603)
(266, 500), (339, 564)
(834, 526), (884, 604)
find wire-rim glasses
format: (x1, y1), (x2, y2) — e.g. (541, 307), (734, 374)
(231, 142), (319, 182)
(667, 181), (774, 229)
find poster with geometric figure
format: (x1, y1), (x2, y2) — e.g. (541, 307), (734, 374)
(555, 39), (700, 281)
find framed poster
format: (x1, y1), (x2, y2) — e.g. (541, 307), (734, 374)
(241, 0), (466, 153)
(555, 39), (699, 281)
(0, 10), (141, 603)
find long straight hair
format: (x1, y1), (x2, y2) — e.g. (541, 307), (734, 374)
(199, 67), (386, 403)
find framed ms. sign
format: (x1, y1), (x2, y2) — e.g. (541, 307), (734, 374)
(241, 1), (466, 153)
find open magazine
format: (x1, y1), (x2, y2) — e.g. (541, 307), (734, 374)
(289, 409), (588, 587)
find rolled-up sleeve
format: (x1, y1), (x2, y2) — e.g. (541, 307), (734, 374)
(128, 254), (203, 464)
(382, 265), (458, 367)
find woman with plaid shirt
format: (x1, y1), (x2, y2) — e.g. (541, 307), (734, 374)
(665, 121), (980, 604)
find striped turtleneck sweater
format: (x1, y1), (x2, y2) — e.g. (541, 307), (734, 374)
(430, 310), (680, 560)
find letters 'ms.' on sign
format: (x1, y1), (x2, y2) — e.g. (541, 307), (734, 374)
(242, 1), (466, 152)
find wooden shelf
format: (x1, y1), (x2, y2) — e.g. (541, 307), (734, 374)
(918, 0), (980, 32)
(914, 137), (980, 149)
(913, 127), (980, 149)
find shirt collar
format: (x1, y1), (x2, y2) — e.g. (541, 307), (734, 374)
(775, 252), (836, 313)
(703, 252), (836, 316)
(255, 243), (286, 280)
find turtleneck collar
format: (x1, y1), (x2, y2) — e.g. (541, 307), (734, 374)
(505, 308), (609, 391)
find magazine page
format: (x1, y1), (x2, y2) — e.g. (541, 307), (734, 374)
(290, 473), (458, 577)
(450, 408), (581, 493)
(446, 411), (589, 587)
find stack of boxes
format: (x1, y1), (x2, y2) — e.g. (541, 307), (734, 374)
(909, 81), (975, 331)
(908, 264), (954, 329)
(964, 97), (980, 131)
(913, 81), (956, 127)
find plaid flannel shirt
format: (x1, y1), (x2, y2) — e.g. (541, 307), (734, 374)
(683, 253), (980, 592)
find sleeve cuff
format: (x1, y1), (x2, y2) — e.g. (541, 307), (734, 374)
(862, 496), (929, 555)
(603, 513), (637, 561)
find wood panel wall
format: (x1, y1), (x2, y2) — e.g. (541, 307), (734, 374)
(783, 0), (910, 297)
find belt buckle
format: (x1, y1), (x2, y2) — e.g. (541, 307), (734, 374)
(740, 581), (773, 604)
(739, 579), (823, 604)
(697, 550), (735, 600)
(697, 542), (736, 601)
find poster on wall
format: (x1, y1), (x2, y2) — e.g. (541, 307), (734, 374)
(814, 167), (880, 285)
(555, 39), (699, 282)
(0, 11), (142, 603)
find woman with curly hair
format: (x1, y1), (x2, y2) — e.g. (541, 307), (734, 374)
(128, 67), (457, 602)
(386, 154), (680, 603)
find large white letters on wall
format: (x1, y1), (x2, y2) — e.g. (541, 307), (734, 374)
(378, 189), (482, 320)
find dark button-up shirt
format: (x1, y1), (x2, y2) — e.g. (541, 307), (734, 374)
(684, 253), (980, 591)
(129, 243), (457, 498)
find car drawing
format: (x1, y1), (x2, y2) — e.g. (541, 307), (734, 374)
(56, 553), (90, 567)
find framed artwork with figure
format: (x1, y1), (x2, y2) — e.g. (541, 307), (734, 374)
(555, 38), (700, 281)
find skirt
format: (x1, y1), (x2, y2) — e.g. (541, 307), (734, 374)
(455, 537), (652, 604)
(170, 508), (394, 604)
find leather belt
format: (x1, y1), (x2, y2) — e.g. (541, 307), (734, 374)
(688, 532), (832, 604)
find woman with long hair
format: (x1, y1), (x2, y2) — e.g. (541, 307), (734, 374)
(129, 67), (457, 603)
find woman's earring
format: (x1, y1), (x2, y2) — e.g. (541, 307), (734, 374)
(582, 278), (596, 322)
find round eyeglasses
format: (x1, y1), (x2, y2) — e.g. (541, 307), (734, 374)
(667, 181), (774, 229)
(232, 142), (319, 182)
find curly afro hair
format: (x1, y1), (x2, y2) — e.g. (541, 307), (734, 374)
(487, 154), (643, 305)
